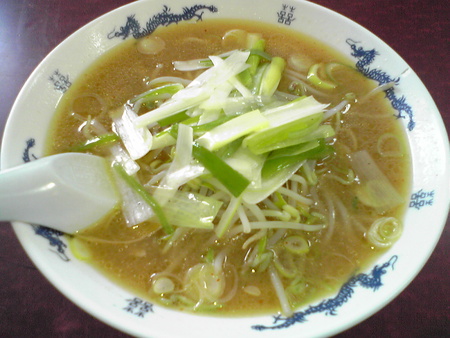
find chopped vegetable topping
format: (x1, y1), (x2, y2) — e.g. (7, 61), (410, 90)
(67, 41), (406, 317)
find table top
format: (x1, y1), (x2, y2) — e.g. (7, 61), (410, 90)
(0, 0), (448, 337)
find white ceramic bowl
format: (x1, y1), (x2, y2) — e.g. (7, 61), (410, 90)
(2, 0), (449, 337)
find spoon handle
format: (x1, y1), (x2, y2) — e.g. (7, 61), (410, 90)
(0, 153), (119, 233)
(0, 157), (57, 222)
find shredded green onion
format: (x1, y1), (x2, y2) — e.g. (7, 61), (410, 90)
(349, 150), (404, 213)
(258, 56), (286, 96)
(192, 143), (250, 197)
(307, 63), (338, 89)
(262, 140), (334, 179)
(113, 162), (173, 234)
(377, 132), (405, 158)
(366, 217), (402, 248)
(157, 110), (190, 127)
(196, 109), (269, 151)
(130, 83), (184, 104)
(215, 196), (242, 237)
(283, 236), (309, 255)
(68, 133), (120, 152)
(249, 47), (271, 62)
(69, 237), (92, 261)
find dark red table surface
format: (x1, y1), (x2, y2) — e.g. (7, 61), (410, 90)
(0, 0), (448, 337)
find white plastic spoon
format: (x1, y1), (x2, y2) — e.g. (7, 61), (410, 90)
(0, 153), (120, 234)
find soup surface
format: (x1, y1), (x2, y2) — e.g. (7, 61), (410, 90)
(47, 19), (410, 316)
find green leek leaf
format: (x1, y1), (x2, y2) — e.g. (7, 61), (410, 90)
(113, 163), (173, 234)
(68, 133), (120, 152)
(243, 113), (323, 154)
(192, 143), (250, 197)
(262, 140), (334, 179)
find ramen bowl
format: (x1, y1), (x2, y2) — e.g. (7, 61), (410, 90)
(1, 0), (449, 337)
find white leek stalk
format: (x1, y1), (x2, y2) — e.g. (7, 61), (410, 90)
(134, 51), (250, 127)
(111, 105), (153, 160)
(153, 124), (203, 206)
(196, 109), (269, 151)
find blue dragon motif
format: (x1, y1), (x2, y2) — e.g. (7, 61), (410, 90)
(108, 5), (218, 40)
(32, 225), (69, 261)
(21, 138), (69, 261)
(252, 255), (398, 331)
(22, 138), (37, 163)
(346, 39), (415, 131)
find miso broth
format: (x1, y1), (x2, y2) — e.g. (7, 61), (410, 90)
(47, 19), (410, 316)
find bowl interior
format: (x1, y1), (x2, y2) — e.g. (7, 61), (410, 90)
(2, 1), (449, 337)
